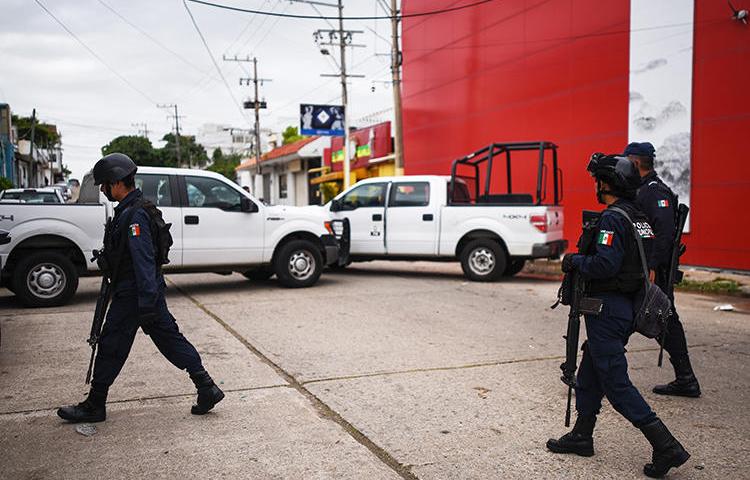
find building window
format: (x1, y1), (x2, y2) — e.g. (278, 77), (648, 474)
(279, 174), (288, 199)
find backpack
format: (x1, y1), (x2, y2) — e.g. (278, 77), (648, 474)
(121, 199), (173, 267)
(139, 199), (173, 266)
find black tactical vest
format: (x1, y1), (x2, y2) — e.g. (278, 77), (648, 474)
(586, 201), (652, 295)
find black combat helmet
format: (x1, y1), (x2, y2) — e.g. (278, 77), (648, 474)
(93, 153), (137, 185)
(586, 153), (640, 199)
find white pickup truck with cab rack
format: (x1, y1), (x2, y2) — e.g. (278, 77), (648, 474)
(0, 167), (347, 307)
(328, 142), (567, 281)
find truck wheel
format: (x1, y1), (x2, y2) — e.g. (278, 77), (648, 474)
(13, 251), (79, 307)
(274, 239), (323, 288)
(242, 267), (275, 282)
(503, 259), (526, 277)
(460, 239), (507, 282)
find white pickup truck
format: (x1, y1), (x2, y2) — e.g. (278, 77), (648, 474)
(0, 167), (345, 307)
(328, 142), (568, 281)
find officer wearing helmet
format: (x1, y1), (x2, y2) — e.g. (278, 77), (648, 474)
(624, 141), (700, 398)
(57, 153), (224, 423)
(547, 154), (690, 478)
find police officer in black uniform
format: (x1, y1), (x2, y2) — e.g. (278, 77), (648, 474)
(624, 141), (700, 397)
(58, 153), (224, 423)
(546, 154), (690, 478)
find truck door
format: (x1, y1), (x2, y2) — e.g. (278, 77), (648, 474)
(135, 173), (183, 266)
(180, 175), (264, 267)
(332, 182), (387, 255)
(385, 181), (438, 255)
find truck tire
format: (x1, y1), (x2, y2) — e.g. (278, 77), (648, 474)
(274, 239), (323, 288)
(503, 259), (526, 277)
(242, 267), (275, 282)
(460, 238), (507, 282)
(13, 251), (79, 307)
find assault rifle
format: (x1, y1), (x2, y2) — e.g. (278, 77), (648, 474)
(657, 203), (690, 366)
(555, 210), (604, 427)
(85, 218), (118, 385)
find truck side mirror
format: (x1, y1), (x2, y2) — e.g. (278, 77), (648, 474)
(330, 198), (342, 212)
(241, 196), (258, 213)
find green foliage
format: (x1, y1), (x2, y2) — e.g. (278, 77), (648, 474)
(282, 126), (303, 145)
(100, 134), (209, 168)
(319, 182), (340, 203)
(12, 114), (61, 147)
(677, 277), (742, 295)
(159, 133), (209, 168)
(0, 176), (13, 191)
(206, 151), (242, 180)
(101, 136), (158, 166)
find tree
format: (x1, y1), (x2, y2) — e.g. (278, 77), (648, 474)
(101, 135), (158, 166)
(159, 133), (209, 168)
(206, 149), (242, 180)
(282, 126), (303, 145)
(12, 114), (61, 148)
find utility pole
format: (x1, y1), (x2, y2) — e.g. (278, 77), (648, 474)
(29, 108), (37, 187)
(312, 0), (365, 189)
(157, 104), (184, 167)
(131, 122), (149, 139)
(390, 0), (404, 175)
(224, 55), (271, 179)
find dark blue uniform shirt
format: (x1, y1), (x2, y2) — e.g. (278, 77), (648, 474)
(636, 171), (675, 269)
(112, 189), (162, 314)
(571, 206), (629, 279)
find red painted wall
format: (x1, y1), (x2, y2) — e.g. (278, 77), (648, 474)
(401, 0), (750, 270)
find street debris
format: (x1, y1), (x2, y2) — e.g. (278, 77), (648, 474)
(713, 304), (735, 311)
(75, 424), (97, 437)
(473, 387), (491, 399)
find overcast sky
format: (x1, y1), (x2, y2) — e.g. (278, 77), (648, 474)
(1, 0), (397, 180)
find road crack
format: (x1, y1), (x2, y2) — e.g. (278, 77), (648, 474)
(169, 278), (419, 480)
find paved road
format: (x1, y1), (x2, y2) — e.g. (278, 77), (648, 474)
(1, 262), (748, 479)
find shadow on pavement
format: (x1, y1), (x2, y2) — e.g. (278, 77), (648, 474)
(325, 265), (561, 283)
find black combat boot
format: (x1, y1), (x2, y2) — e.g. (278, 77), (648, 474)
(189, 369), (225, 415)
(57, 388), (107, 423)
(546, 415), (596, 457)
(639, 418), (690, 478)
(653, 356), (701, 398)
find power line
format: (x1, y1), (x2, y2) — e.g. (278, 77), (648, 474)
(96, 0), (210, 77)
(33, 0), (156, 104)
(186, 0), (496, 20)
(182, 0), (248, 122)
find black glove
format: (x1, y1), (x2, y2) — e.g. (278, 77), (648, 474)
(561, 253), (577, 273)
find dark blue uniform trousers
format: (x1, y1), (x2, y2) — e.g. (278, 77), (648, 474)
(656, 271), (689, 361)
(575, 293), (657, 427)
(92, 288), (203, 389)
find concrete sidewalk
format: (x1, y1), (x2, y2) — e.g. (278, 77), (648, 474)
(1, 261), (748, 479)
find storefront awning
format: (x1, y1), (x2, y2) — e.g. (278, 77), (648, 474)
(310, 170), (344, 185)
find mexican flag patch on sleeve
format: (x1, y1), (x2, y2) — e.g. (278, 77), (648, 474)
(129, 223), (141, 237)
(657, 199), (669, 208)
(597, 230), (614, 246)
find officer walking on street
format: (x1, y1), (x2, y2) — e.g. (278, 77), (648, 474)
(624, 142), (700, 398)
(58, 153), (224, 423)
(546, 154), (690, 478)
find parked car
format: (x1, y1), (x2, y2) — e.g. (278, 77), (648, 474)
(328, 142), (567, 281)
(0, 188), (65, 204)
(0, 230), (9, 347)
(0, 167), (348, 307)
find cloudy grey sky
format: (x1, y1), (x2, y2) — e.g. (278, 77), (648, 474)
(1, 0), (396, 180)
